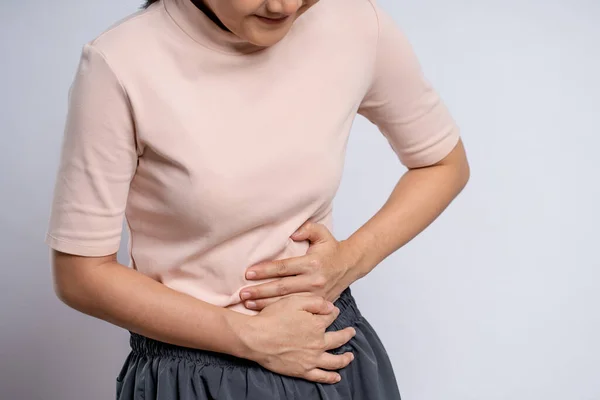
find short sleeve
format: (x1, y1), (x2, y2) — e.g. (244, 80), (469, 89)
(358, 2), (460, 168)
(45, 43), (138, 256)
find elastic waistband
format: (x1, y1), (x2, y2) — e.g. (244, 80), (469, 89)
(129, 287), (361, 367)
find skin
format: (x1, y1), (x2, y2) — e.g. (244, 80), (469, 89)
(52, 0), (470, 386)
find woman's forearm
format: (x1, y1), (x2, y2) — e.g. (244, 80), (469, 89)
(52, 251), (251, 358)
(342, 139), (470, 279)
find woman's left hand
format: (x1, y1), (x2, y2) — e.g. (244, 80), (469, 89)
(240, 221), (360, 311)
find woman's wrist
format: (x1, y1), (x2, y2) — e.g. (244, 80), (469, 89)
(221, 309), (258, 360)
(339, 234), (377, 282)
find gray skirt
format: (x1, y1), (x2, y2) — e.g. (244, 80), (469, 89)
(116, 288), (402, 399)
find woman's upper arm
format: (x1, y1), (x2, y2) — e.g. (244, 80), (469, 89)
(358, 1), (461, 169)
(46, 43), (138, 259)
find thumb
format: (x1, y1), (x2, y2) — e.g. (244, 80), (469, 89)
(298, 296), (335, 315)
(291, 221), (328, 243)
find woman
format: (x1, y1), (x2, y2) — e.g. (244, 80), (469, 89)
(46, 0), (469, 398)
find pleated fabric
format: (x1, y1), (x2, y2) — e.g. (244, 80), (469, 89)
(116, 288), (402, 399)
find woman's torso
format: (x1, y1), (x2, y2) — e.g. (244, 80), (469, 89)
(88, 0), (379, 314)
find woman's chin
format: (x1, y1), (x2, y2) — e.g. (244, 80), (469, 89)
(242, 23), (294, 48)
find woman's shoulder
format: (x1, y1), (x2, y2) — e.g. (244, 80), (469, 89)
(312, 0), (378, 23)
(83, 3), (165, 67)
(298, 0), (380, 55)
(298, 0), (379, 42)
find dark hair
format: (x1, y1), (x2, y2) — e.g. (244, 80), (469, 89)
(143, 0), (159, 8)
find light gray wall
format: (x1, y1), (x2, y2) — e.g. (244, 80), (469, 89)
(1, 1), (598, 399)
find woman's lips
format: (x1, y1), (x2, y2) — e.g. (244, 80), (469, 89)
(254, 15), (290, 25)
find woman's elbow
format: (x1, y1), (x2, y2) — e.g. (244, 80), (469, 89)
(50, 250), (115, 308)
(434, 138), (471, 190)
(51, 251), (81, 307)
(457, 154), (470, 189)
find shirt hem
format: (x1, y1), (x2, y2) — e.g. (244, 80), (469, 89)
(45, 233), (120, 257)
(401, 127), (461, 169)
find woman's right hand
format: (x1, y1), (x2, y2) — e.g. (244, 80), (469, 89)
(237, 294), (356, 384)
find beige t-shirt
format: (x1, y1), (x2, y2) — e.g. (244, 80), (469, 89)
(46, 0), (460, 315)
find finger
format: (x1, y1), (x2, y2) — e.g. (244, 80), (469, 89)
(240, 276), (308, 300)
(323, 327), (356, 351)
(316, 305), (340, 327)
(297, 295), (335, 315)
(244, 296), (282, 310)
(245, 292), (313, 311)
(291, 222), (331, 244)
(245, 255), (309, 280)
(303, 369), (342, 385)
(317, 352), (355, 371)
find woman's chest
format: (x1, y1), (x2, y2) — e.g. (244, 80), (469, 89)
(128, 42), (372, 230)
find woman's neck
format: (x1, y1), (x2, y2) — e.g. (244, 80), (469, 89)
(190, 0), (231, 33)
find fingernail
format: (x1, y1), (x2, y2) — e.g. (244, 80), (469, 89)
(349, 353), (355, 360)
(240, 291), (251, 300)
(246, 301), (257, 309)
(335, 375), (341, 383)
(326, 302), (335, 311)
(246, 271), (257, 279)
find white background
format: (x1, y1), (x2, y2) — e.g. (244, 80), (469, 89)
(1, 0), (599, 399)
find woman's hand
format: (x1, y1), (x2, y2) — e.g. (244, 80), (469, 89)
(236, 294), (356, 384)
(240, 221), (361, 311)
